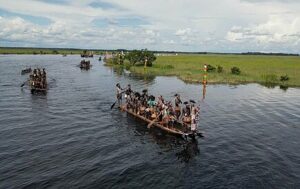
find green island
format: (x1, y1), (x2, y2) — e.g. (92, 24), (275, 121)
(105, 54), (300, 87)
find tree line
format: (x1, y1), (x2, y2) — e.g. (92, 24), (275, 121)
(109, 49), (156, 67)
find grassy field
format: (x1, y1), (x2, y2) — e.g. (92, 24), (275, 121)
(0, 47), (104, 55)
(107, 54), (300, 87)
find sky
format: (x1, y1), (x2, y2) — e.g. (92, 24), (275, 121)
(0, 0), (300, 53)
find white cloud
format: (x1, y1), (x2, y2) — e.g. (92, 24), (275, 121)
(226, 15), (300, 44)
(0, 0), (300, 52)
(175, 28), (192, 36)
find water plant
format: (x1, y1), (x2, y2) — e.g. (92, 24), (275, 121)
(280, 74), (289, 82)
(207, 64), (216, 72)
(217, 65), (223, 73)
(231, 67), (241, 75)
(261, 74), (278, 84)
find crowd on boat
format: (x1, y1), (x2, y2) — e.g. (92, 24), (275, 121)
(80, 60), (91, 69)
(29, 68), (47, 89)
(116, 83), (200, 132)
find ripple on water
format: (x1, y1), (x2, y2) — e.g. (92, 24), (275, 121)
(0, 55), (300, 188)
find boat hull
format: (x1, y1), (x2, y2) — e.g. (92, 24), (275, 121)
(31, 88), (47, 94)
(121, 106), (201, 138)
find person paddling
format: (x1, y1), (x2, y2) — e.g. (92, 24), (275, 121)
(116, 83), (123, 107)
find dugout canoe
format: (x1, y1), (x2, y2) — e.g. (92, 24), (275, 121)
(80, 60), (91, 69)
(121, 105), (202, 138)
(21, 68), (32, 75)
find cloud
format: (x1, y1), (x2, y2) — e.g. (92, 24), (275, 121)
(0, 16), (163, 49)
(175, 28), (192, 36)
(226, 15), (300, 45)
(0, 0), (300, 52)
(241, 0), (300, 3)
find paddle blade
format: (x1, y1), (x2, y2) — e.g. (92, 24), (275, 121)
(147, 119), (157, 128)
(20, 82), (25, 87)
(110, 102), (116, 109)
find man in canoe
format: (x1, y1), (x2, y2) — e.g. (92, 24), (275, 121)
(116, 83), (123, 107)
(182, 102), (191, 124)
(125, 84), (132, 103)
(174, 94), (182, 119)
(190, 102), (199, 133)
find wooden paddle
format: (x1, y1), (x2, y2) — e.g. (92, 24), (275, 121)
(147, 112), (162, 129)
(110, 100), (118, 109)
(20, 81), (26, 87)
(110, 91), (126, 109)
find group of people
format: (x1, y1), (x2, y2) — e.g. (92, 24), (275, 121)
(116, 83), (199, 132)
(29, 68), (47, 89)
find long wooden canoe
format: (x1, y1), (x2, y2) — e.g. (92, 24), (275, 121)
(121, 105), (201, 138)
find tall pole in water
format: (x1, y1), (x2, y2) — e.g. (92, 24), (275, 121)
(202, 64), (207, 100)
(144, 57), (148, 71)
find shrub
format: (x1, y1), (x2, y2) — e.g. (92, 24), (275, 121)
(124, 63), (131, 70)
(207, 64), (216, 72)
(217, 65), (223, 73)
(280, 74), (289, 82)
(126, 49), (156, 67)
(261, 74), (278, 83)
(231, 67), (241, 75)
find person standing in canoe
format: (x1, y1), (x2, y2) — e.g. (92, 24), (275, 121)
(174, 94), (182, 119)
(190, 102), (199, 133)
(125, 84), (132, 103)
(116, 83), (123, 107)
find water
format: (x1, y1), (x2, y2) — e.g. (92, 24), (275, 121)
(0, 55), (299, 189)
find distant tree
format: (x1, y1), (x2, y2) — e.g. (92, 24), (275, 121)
(126, 49), (156, 67)
(126, 50), (141, 65)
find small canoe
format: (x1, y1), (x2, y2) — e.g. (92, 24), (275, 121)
(80, 60), (91, 69)
(21, 68), (32, 75)
(121, 105), (202, 138)
(29, 69), (47, 94)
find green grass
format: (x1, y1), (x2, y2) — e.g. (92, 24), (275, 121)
(107, 54), (300, 87)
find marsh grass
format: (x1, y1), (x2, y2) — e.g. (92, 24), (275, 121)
(124, 54), (300, 86)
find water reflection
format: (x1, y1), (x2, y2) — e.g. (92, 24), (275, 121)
(110, 66), (156, 85)
(176, 139), (200, 163)
(129, 119), (201, 163)
(30, 93), (49, 110)
(260, 82), (289, 91)
(279, 85), (289, 91)
(202, 84), (207, 101)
